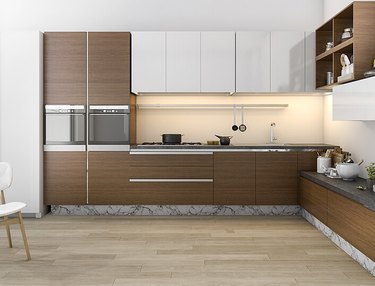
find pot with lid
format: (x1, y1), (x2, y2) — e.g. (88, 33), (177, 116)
(162, 134), (183, 144)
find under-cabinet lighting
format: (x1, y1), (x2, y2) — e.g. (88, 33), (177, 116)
(136, 104), (288, 109)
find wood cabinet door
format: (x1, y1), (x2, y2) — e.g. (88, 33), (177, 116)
(214, 152), (255, 205)
(44, 32), (87, 104)
(271, 32), (305, 92)
(201, 32), (235, 92)
(88, 32), (130, 104)
(300, 178), (328, 224)
(166, 32), (201, 92)
(131, 32), (166, 93)
(328, 191), (375, 261)
(88, 152), (130, 204)
(235, 32), (271, 92)
(44, 152), (87, 204)
(256, 152), (298, 205)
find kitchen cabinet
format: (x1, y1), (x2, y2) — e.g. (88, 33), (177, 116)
(44, 152), (87, 204)
(201, 32), (235, 92)
(88, 32), (130, 104)
(131, 32), (166, 93)
(44, 32), (87, 104)
(271, 31), (305, 92)
(166, 32), (200, 92)
(214, 152), (256, 205)
(235, 32), (271, 92)
(256, 152), (298, 205)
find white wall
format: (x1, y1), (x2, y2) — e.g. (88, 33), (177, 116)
(0, 31), (43, 216)
(0, 0), (323, 32)
(137, 94), (324, 144)
(323, 0), (375, 21)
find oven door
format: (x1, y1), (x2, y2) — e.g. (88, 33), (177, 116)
(44, 113), (86, 151)
(88, 113), (130, 151)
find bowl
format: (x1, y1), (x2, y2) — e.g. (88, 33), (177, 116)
(336, 163), (360, 181)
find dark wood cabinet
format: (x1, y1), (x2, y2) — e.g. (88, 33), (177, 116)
(44, 152), (87, 204)
(300, 177), (328, 224)
(256, 152), (298, 205)
(44, 32), (87, 104)
(88, 32), (131, 104)
(328, 191), (375, 261)
(214, 152), (255, 205)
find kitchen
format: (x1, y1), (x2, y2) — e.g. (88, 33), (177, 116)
(1, 0), (375, 285)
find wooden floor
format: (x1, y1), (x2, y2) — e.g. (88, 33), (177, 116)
(0, 215), (374, 286)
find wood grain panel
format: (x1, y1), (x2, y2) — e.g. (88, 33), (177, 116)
(328, 191), (375, 261)
(297, 152), (318, 172)
(300, 178), (328, 224)
(214, 152), (255, 205)
(129, 167), (212, 179)
(44, 151), (87, 204)
(88, 32), (130, 104)
(44, 32), (87, 104)
(129, 154), (213, 167)
(88, 152), (130, 204)
(256, 152), (298, 205)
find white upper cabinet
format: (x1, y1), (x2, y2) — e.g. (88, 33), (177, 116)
(131, 32), (166, 93)
(271, 32), (305, 92)
(235, 32), (271, 92)
(166, 32), (200, 92)
(304, 32), (316, 92)
(201, 32), (235, 93)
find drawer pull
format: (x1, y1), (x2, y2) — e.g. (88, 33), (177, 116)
(129, 179), (213, 183)
(129, 151), (213, 155)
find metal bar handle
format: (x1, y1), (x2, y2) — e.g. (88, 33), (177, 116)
(129, 179), (213, 183)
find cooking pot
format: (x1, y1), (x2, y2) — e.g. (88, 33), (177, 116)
(162, 134), (183, 144)
(215, 135), (233, 145)
(336, 163), (360, 181)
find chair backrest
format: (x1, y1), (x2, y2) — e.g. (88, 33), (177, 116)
(0, 162), (13, 192)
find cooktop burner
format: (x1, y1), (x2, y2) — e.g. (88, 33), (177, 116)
(141, 142), (202, 145)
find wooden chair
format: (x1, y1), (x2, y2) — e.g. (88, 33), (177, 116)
(0, 162), (31, 260)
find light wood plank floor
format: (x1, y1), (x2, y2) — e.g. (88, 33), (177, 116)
(0, 215), (374, 286)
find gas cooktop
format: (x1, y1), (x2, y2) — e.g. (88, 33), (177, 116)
(140, 142), (202, 146)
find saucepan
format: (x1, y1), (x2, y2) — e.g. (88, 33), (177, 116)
(162, 134), (183, 144)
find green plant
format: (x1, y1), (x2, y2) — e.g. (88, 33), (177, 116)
(366, 163), (375, 180)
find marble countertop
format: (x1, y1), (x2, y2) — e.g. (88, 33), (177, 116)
(301, 171), (375, 212)
(131, 144), (336, 152)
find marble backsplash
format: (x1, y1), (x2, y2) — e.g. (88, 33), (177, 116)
(51, 205), (301, 216)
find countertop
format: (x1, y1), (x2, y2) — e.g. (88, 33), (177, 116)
(301, 171), (375, 212)
(131, 143), (336, 152)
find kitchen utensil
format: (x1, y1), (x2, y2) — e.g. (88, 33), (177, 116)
(239, 106), (247, 132)
(336, 163), (360, 181)
(341, 28), (353, 42)
(162, 134), (183, 144)
(215, 135), (233, 145)
(232, 106), (238, 131)
(317, 156), (331, 174)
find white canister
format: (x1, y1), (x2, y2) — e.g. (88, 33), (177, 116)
(317, 157), (331, 173)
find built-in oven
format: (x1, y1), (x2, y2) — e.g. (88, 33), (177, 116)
(88, 105), (130, 151)
(44, 105), (86, 151)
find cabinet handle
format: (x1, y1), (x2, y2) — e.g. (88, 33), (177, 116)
(129, 179), (213, 183)
(129, 151), (213, 155)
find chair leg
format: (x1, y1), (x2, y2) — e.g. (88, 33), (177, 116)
(4, 216), (13, 248)
(17, 212), (31, 260)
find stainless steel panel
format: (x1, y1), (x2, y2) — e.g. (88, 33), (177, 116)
(45, 113), (85, 145)
(129, 151), (214, 155)
(129, 179), (213, 183)
(87, 145), (130, 151)
(43, 145), (86, 152)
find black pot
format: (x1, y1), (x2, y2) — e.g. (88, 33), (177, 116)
(215, 135), (233, 145)
(162, 134), (183, 144)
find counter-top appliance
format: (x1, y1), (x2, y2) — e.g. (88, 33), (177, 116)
(44, 105), (86, 151)
(88, 105), (130, 151)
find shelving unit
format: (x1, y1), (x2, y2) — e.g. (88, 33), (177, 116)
(315, 2), (375, 90)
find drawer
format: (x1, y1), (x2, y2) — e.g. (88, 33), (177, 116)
(129, 166), (213, 179)
(129, 153), (213, 167)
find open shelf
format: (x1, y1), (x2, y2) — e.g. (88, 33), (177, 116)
(316, 38), (353, 61)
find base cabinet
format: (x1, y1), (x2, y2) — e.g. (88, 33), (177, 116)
(300, 178), (327, 224)
(44, 152), (87, 204)
(214, 152), (255, 205)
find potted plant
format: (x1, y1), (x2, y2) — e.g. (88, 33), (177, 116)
(365, 162), (375, 191)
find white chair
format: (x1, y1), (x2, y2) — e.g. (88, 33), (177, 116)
(0, 162), (31, 260)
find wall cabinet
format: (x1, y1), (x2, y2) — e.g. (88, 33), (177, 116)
(271, 32), (305, 92)
(166, 32), (201, 92)
(44, 152), (87, 204)
(131, 32), (166, 93)
(44, 32), (87, 104)
(235, 32), (271, 92)
(201, 32), (235, 92)
(214, 152), (256, 205)
(256, 152), (298, 205)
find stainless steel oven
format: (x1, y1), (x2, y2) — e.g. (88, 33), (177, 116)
(44, 105), (86, 151)
(88, 105), (130, 151)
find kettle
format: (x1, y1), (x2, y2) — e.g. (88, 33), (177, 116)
(215, 135), (233, 145)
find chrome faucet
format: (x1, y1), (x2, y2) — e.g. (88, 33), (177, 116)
(270, 123), (277, 144)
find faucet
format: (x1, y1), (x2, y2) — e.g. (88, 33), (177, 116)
(270, 123), (277, 144)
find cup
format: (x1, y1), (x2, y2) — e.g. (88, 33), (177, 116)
(317, 157), (331, 174)
(326, 72), (334, 85)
